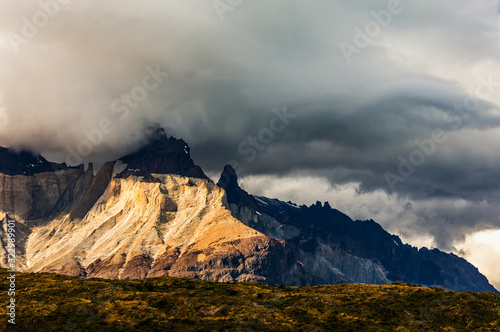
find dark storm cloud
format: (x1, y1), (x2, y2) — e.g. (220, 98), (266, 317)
(195, 85), (500, 200)
(0, 0), (500, 256)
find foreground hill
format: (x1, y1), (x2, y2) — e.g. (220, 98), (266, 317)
(0, 269), (499, 331)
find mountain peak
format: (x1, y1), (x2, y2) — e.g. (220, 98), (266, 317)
(0, 146), (73, 176)
(115, 125), (208, 179)
(217, 164), (260, 210)
(217, 164), (238, 189)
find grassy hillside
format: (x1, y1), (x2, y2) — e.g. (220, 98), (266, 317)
(1, 268), (499, 331)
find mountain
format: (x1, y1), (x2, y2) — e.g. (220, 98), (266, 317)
(0, 147), (73, 176)
(0, 128), (497, 294)
(115, 126), (208, 180)
(218, 165), (498, 293)
(0, 129), (306, 284)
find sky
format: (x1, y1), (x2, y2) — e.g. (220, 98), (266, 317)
(0, 0), (499, 289)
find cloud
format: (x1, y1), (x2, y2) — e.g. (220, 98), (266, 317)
(238, 173), (500, 249)
(1, 0), (500, 284)
(454, 229), (500, 290)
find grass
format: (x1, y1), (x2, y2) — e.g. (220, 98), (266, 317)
(1, 268), (499, 331)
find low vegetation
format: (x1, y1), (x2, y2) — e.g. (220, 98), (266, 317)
(1, 268), (499, 331)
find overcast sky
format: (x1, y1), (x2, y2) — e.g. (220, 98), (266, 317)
(0, 0), (499, 288)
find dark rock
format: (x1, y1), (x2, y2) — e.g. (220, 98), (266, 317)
(115, 126), (208, 179)
(0, 147), (75, 176)
(220, 165), (500, 294)
(217, 164), (259, 210)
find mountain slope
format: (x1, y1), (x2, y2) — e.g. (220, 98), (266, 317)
(0, 129), (497, 293)
(217, 165), (499, 294)
(0, 132), (312, 285)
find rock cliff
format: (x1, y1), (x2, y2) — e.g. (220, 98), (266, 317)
(0, 132), (311, 284)
(0, 130), (497, 293)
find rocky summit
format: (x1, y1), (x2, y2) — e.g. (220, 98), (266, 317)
(0, 130), (498, 294)
(0, 147), (74, 176)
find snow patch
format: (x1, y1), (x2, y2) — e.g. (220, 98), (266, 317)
(255, 197), (268, 205)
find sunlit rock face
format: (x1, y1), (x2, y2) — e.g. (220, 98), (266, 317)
(0, 130), (498, 293)
(0, 133), (311, 285)
(0, 148), (88, 270)
(26, 170), (293, 282)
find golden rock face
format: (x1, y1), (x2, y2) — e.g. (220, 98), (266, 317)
(0, 163), (300, 284)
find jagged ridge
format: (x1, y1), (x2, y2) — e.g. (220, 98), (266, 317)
(0, 147), (73, 176)
(218, 164), (499, 294)
(115, 126), (208, 180)
(0, 132), (497, 294)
